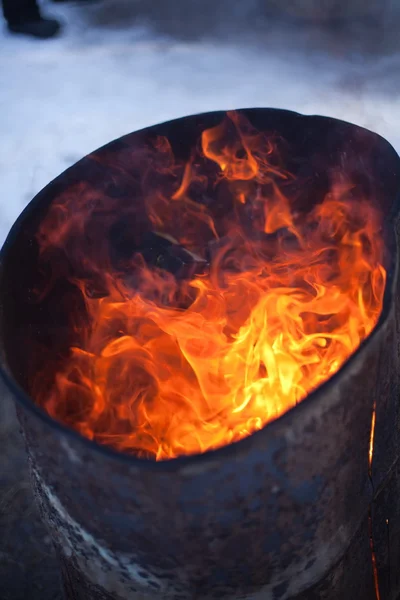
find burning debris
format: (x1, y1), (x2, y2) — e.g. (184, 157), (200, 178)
(31, 111), (386, 461)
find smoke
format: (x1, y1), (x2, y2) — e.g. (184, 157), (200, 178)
(1, 0), (400, 250)
(78, 0), (399, 49)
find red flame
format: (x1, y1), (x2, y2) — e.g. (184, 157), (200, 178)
(368, 401), (381, 600)
(369, 401), (377, 477)
(368, 507), (381, 600)
(33, 111), (386, 460)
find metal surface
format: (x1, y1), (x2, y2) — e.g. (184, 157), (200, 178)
(0, 109), (400, 599)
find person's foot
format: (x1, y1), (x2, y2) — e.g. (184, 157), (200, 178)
(8, 17), (61, 39)
(51, 0), (100, 3)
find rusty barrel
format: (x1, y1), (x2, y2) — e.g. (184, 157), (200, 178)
(0, 109), (400, 600)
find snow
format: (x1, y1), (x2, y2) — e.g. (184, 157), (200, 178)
(1, 0), (400, 243)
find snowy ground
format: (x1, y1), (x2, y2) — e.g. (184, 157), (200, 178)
(1, 0), (400, 243)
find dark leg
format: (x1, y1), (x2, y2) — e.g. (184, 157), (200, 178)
(1, 0), (40, 25)
(2, 0), (61, 38)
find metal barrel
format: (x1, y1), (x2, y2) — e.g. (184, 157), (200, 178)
(1, 109), (400, 600)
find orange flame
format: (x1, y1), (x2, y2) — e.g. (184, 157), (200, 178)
(369, 401), (377, 476)
(33, 112), (386, 460)
(368, 401), (381, 600)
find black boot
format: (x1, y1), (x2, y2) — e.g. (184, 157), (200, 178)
(51, 0), (100, 3)
(8, 17), (61, 38)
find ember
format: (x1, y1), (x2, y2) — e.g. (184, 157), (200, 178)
(33, 111), (386, 460)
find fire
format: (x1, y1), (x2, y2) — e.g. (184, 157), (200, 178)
(368, 401), (381, 600)
(369, 401), (377, 476)
(368, 507), (381, 600)
(33, 111), (386, 460)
